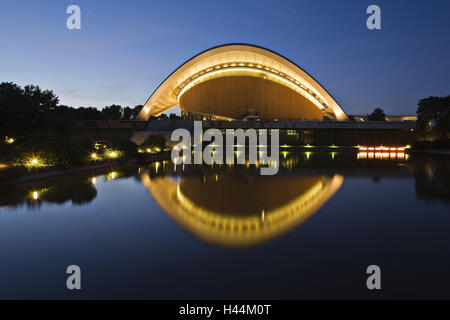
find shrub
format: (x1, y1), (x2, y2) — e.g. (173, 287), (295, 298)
(141, 134), (166, 153)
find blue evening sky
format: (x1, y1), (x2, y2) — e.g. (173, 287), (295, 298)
(0, 0), (449, 115)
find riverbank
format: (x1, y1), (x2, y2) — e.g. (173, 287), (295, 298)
(16, 160), (135, 184)
(0, 152), (171, 185)
(1, 148), (449, 185)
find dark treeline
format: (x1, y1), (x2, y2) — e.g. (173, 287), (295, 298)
(417, 96), (450, 139)
(0, 82), (143, 139)
(58, 104), (144, 121)
(0, 82), (152, 170)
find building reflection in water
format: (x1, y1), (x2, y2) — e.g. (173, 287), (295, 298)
(141, 170), (343, 248)
(1, 152), (449, 231)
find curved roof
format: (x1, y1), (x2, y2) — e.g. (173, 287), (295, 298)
(141, 173), (344, 248)
(137, 44), (348, 121)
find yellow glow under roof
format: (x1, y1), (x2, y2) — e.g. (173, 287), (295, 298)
(136, 44), (348, 121)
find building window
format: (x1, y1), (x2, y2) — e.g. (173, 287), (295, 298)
(300, 130), (314, 144)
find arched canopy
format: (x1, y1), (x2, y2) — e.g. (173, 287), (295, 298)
(141, 173), (344, 248)
(137, 44), (348, 121)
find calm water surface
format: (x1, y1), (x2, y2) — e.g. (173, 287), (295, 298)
(0, 152), (449, 299)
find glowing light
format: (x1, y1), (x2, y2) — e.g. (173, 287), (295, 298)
(108, 171), (117, 180)
(32, 191), (39, 200)
(357, 146), (408, 160)
(91, 177), (97, 184)
(5, 137), (14, 144)
(91, 153), (97, 159)
(25, 156), (46, 168)
(176, 65), (328, 111)
(357, 152), (367, 159)
(109, 151), (118, 158)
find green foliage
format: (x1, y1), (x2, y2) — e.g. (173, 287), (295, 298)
(0, 82), (148, 169)
(367, 108), (386, 121)
(0, 82), (59, 138)
(0, 82), (146, 139)
(417, 95), (450, 138)
(10, 131), (92, 168)
(101, 104), (123, 120)
(141, 134), (166, 153)
(169, 113), (181, 119)
(122, 106), (133, 120)
(117, 140), (138, 159)
(131, 105), (143, 119)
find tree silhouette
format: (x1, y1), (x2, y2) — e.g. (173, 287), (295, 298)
(368, 108), (386, 121)
(417, 96), (450, 138)
(101, 104), (123, 120)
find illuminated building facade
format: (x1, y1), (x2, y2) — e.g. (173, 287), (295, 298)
(129, 44), (416, 146)
(136, 44), (348, 122)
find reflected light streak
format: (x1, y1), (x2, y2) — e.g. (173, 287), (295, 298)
(141, 173), (343, 248)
